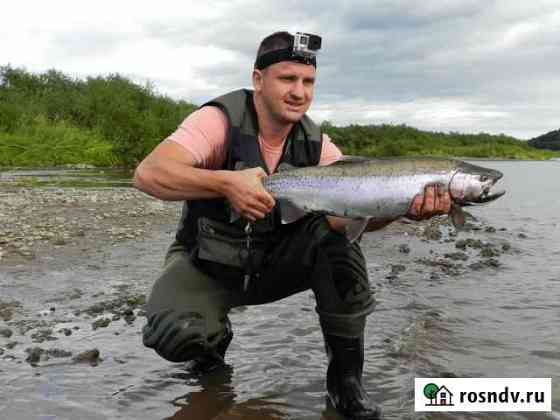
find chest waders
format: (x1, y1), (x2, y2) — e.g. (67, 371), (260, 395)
(141, 90), (383, 419)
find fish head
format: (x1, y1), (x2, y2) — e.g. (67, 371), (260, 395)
(450, 162), (506, 205)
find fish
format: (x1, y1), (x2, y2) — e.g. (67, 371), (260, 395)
(262, 157), (506, 241)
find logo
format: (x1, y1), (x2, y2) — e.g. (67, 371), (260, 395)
(415, 378), (551, 412)
(423, 383), (454, 407)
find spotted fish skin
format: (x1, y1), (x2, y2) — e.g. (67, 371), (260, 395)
(264, 157), (505, 225)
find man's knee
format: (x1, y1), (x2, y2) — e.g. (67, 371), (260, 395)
(317, 232), (374, 313)
(142, 309), (209, 363)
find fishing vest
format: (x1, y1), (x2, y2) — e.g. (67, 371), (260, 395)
(175, 88), (323, 251)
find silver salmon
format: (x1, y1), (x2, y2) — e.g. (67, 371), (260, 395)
(263, 157), (505, 241)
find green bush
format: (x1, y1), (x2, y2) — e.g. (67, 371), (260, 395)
(0, 66), (196, 166)
(0, 115), (118, 167)
(1, 65), (558, 167)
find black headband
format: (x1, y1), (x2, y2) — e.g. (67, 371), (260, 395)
(254, 47), (317, 70)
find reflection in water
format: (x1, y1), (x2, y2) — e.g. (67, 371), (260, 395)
(168, 364), (294, 420)
(0, 168), (133, 187)
(169, 364), (236, 419)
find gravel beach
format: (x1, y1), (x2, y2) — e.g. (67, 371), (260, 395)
(1, 181), (525, 419)
(0, 186), (182, 265)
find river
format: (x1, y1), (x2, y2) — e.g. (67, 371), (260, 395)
(0, 160), (558, 419)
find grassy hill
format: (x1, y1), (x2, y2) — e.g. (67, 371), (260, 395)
(528, 129), (560, 151)
(1, 66), (558, 167)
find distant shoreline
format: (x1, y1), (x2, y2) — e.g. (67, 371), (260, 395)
(1, 156), (558, 172)
(2, 67), (559, 168)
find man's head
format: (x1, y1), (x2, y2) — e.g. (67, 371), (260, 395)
(252, 31), (320, 125)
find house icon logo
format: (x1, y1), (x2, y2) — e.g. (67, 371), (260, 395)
(423, 383), (454, 406)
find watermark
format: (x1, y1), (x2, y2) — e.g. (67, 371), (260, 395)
(415, 378), (551, 412)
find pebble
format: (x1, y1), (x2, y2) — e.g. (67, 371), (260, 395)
(25, 347), (45, 364)
(46, 348), (73, 358)
(0, 327), (13, 338)
(0, 188), (179, 262)
(469, 258), (501, 270)
(444, 252), (469, 261)
(6, 341), (19, 349)
(92, 318), (111, 330)
(456, 238), (484, 250)
(31, 329), (57, 343)
(58, 328), (72, 336)
(398, 244), (410, 254)
(423, 225), (442, 241)
(72, 348), (100, 365)
(390, 264), (406, 274)
(480, 248), (500, 258)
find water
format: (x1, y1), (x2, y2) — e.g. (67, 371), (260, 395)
(0, 161), (558, 419)
(0, 168), (133, 187)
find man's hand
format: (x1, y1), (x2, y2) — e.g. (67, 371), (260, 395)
(221, 167), (276, 221)
(407, 184), (452, 221)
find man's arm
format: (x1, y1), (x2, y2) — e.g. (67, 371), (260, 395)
(133, 140), (275, 221)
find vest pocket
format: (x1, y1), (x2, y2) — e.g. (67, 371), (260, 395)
(196, 217), (267, 270)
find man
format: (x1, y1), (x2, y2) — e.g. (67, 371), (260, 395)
(134, 31), (451, 420)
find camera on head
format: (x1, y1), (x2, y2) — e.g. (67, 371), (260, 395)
(292, 32), (322, 58)
(255, 31), (322, 70)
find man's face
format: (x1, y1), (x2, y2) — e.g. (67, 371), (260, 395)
(253, 61), (316, 125)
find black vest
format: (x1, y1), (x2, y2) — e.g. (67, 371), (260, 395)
(175, 89), (323, 250)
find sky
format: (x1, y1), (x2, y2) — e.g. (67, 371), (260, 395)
(1, 0), (559, 139)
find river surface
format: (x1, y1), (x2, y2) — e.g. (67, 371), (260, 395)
(0, 161), (559, 419)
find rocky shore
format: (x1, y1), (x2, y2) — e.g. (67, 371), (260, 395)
(0, 186), (181, 264)
(0, 184), (516, 368)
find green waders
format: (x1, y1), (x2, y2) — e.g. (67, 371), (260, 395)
(142, 215), (382, 419)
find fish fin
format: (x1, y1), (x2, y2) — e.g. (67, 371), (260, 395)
(276, 162), (296, 173)
(345, 218), (370, 243)
(279, 199), (307, 224)
(449, 204), (466, 228)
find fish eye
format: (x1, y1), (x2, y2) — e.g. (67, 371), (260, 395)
(480, 175), (488, 182)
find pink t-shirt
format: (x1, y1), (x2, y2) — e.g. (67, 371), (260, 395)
(167, 106), (342, 173)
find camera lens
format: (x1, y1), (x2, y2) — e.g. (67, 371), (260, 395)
(308, 35), (321, 50)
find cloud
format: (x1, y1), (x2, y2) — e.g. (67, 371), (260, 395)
(1, 0), (558, 138)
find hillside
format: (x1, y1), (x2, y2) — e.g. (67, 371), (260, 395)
(528, 129), (560, 151)
(1, 66), (559, 167)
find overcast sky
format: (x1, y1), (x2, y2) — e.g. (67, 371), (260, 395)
(2, 0), (559, 139)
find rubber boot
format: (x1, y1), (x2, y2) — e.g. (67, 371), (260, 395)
(324, 333), (382, 420)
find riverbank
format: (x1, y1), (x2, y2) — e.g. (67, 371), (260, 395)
(0, 186), (180, 264)
(2, 178), (541, 419)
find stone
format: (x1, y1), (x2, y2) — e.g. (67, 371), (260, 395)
(480, 247), (500, 258)
(25, 347), (46, 364)
(390, 264), (406, 274)
(0, 327), (13, 338)
(6, 341), (18, 350)
(58, 328), (72, 336)
(46, 348), (73, 358)
(423, 225), (442, 241)
(73, 348), (100, 365)
(92, 318), (111, 330)
(444, 252), (469, 261)
(398, 244), (410, 254)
